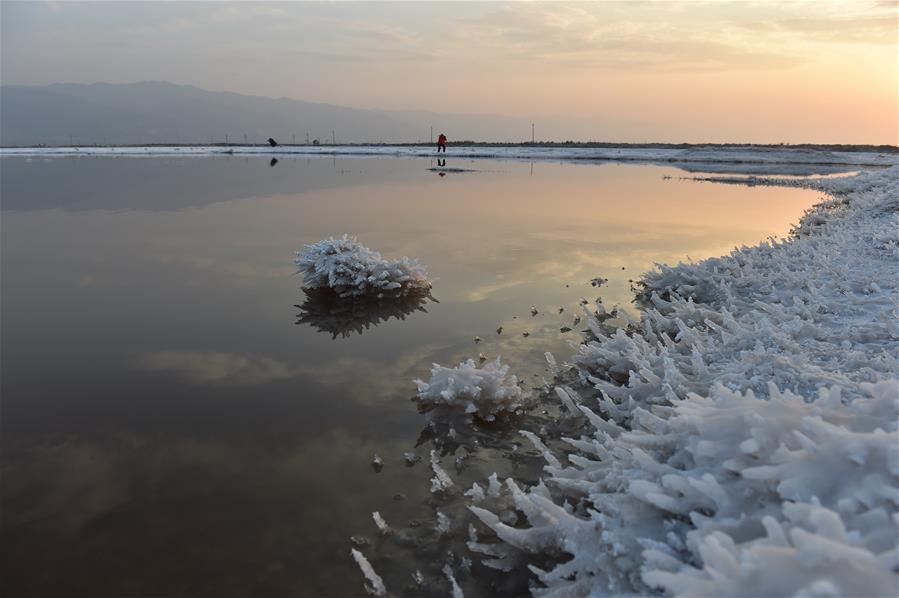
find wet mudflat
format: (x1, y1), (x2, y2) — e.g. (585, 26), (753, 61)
(0, 156), (821, 597)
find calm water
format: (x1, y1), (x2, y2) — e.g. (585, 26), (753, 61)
(0, 156), (819, 597)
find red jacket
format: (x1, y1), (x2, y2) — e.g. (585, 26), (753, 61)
(438, 134), (447, 144)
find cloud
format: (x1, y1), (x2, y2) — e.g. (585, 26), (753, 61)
(42, 1), (67, 13)
(210, 5), (287, 23)
(449, 3), (803, 72)
(731, 0), (898, 46)
(743, 14), (898, 45)
(125, 4), (288, 36)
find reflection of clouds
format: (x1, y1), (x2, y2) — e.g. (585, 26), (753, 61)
(0, 430), (405, 534)
(344, 342), (456, 404)
(132, 346), (453, 405)
(136, 351), (295, 386)
(131, 336), (566, 415)
(0, 427), (434, 597)
(452, 229), (719, 304)
(1, 440), (132, 536)
(448, 215), (783, 305)
(462, 277), (527, 302)
(531, 257), (588, 285)
(479, 318), (577, 370)
(141, 253), (287, 281)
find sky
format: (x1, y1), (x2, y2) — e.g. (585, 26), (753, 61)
(1, 1), (897, 144)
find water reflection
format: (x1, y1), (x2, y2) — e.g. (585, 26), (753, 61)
(380, 390), (588, 596)
(413, 408), (534, 458)
(428, 157), (477, 175)
(0, 155), (416, 211)
(0, 156), (824, 597)
(294, 287), (436, 339)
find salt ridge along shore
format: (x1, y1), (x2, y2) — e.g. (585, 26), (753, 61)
(465, 165), (899, 596)
(1, 145), (894, 175)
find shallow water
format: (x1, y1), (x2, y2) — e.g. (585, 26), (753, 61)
(0, 156), (820, 597)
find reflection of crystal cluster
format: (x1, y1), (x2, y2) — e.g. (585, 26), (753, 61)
(295, 288), (432, 339)
(469, 166), (899, 596)
(414, 358), (527, 422)
(295, 236), (431, 298)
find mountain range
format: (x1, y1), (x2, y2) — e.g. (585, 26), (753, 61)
(0, 81), (534, 146)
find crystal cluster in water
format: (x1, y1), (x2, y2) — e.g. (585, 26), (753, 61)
(295, 235), (431, 299)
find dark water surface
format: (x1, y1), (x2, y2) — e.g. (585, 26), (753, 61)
(0, 156), (819, 597)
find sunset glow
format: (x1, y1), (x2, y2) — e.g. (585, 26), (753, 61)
(2, 1), (896, 143)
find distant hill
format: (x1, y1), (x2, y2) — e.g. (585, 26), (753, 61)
(0, 81), (532, 146)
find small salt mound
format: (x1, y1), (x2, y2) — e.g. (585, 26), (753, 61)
(414, 357), (527, 422)
(295, 235), (431, 298)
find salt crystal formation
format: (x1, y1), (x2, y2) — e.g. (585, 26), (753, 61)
(414, 357), (527, 422)
(350, 549), (386, 597)
(295, 235), (431, 298)
(443, 564), (465, 598)
(372, 511), (391, 536)
(429, 449), (455, 494)
(470, 166), (899, 596)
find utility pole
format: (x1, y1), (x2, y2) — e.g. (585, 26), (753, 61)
(430, 127), (433, 144)
(225, 134), (229, 144)
(531, 123), (535, 143)
(306, 131), (310, 144)
(244, 133), (247, 145)
(331, 130), (335, 144)
(293, 134), (296, 145)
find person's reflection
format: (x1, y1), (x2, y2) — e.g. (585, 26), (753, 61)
(437, 159), (446, 168)
(295, 287), (436, 339)
(270, 157), (279, 167)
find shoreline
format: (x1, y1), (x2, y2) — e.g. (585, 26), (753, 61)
(4, 145), (895, 177)
(355, 166), (897, 597)
(464, 165), (899, 596)
(3, 142), (896, 151)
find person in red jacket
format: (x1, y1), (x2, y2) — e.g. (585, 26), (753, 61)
(437, 133), (447, 153)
